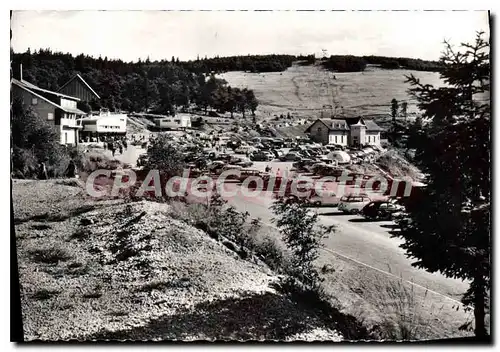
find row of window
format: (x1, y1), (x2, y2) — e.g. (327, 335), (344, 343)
(101, 125), (122, 129)
(162, 119), (182, 124)
(332, 135), (346, 144)
(329, 134), (379, 144)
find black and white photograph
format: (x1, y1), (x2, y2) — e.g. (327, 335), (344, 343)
(9, 9), (491, 342)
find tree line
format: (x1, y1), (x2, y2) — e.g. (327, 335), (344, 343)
(321, 55), (442, 73)
(10, 49), (258, 117)
(10, 49), (441, 117)
(178, 54), (297, 74)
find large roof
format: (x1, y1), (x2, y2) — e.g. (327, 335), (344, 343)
(14, 79), (81, 101)
(364, 119), (384, 132)
(12, 78), (85, 115)
(306, 117), (384, 132)
(58, 74), (101, 99)
(305, 119), (349, 133)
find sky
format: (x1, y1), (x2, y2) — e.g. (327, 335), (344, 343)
(11, 10), (490, 62)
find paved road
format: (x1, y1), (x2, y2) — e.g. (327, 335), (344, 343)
(104, 142), (474, 336)
(227, 190), (469, 301)
(113, 146), (469, 301)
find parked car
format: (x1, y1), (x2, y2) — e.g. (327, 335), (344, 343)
(361, 201), (405, 220)
(338, 195), (372, 214)
(292, 159), (316, 172)
(250, 151), (273, 162)
(235, 145), (258, 154)
(305, 189), (338, 207)
(235, 158), (253, 168)
(263, 151), (275, 160)
(137, 154), (148, 167)
(207, 161), (226, 173)
(280, 152), (302, 161)
(269, 149), (284, 159)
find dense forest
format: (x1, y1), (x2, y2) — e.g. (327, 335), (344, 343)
(321, 55), (442, 73)
(179, 54), (297, 73)
(11, 49), (259, 116)
(11, 49), (442, 114)
(180, 53), (440, 73)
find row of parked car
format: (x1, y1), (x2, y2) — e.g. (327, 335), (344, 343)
(285, 191), (405, 221)
(338, 195), (405, 219)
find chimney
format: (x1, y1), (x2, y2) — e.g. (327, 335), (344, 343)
(19, 64), (22, 81)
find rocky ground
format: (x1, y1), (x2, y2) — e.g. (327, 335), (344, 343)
(12, 179), (342, 341)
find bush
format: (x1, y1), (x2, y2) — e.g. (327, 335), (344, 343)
(271, 198), (335, 292)
(11, 98), (86, 179)
(251, 235), (288, 272)
(143, 134), (186, 176)
(30, 245), (73, 264)
(81, 152), (122, 173)
(33, 288), (61, 300)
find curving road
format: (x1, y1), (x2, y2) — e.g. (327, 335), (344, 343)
(107, 143), (473, 337)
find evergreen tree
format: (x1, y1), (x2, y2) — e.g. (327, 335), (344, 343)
(391, 98), (399, 121)
(245, 89), (258, 116)
(396, 32), (490, 338)
(390, 98), (399, 143)
(400, 101), (408, 122)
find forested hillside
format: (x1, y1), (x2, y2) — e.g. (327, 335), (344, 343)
(321, 55), (442, 73)
(10, 49), (259, 117)
(11, 49), (441, 114)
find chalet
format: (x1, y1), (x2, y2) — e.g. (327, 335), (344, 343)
(305, 117), (384, 147)
(58, 74), (100, 103)
(11, 78), (84, 145)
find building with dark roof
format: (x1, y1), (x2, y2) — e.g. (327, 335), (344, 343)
(11, 78), (85, 145)
(305, 116), (384, 146)
(58, 74), (100, 102)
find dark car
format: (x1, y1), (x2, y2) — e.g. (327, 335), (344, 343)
(361, 201), (405, 220)
(250, 151), (272, 162)
(292, 159), (316, 172)
(280, 152), (302, 162)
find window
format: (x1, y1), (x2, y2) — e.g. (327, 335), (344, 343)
(335, 135), (338, 144)
(47, 112), (54, 120)
(174, 119), (181, 124)
(31, 98), (38, 105)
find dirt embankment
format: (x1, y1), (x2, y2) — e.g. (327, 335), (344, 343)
(12, 179), (342, 341)
(346, 149), (422, 182)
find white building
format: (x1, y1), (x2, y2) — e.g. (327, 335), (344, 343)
(305, 117), (384, 147)
(80, 109), (127, 139)
(154, 114), (192, 130)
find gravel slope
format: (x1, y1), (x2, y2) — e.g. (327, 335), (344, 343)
(12, 179), (342, 341)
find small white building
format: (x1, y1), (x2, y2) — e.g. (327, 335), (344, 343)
(154, 114), (192, 130)
(305, 116), (383, 147)
(80, 109), (127, 139)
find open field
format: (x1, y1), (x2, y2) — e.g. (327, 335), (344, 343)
(219, 64), (443, 119)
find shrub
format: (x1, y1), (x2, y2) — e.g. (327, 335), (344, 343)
(11, 98), (87, 178)
(30, 245), (73, 264)
(143, 134), (186, 176)
(33, 288), (61, 300)
(271, 198), (335, 292)
(252, 235), (288, 272)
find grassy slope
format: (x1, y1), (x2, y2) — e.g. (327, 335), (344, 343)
(219, 64), (442, 119)
(12, 180), (342, 341)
